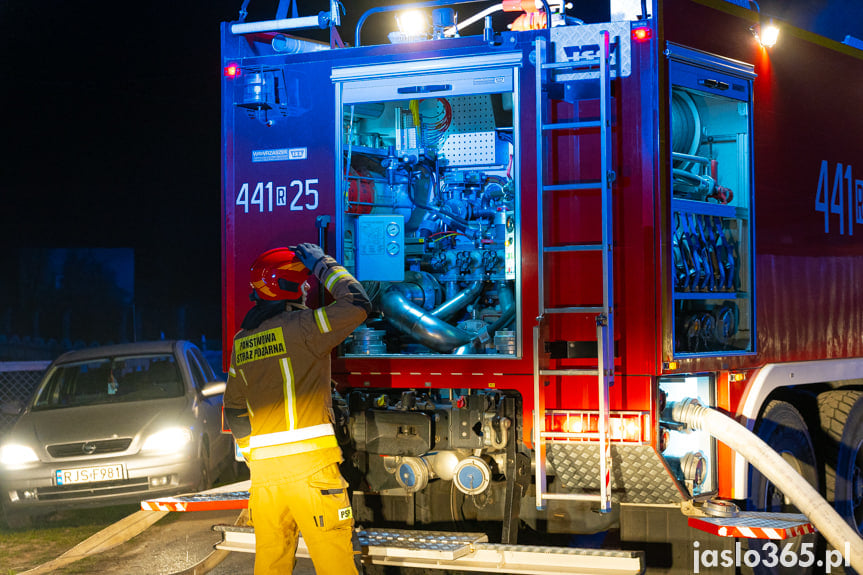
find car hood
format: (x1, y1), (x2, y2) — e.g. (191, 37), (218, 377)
(10, 396), (192, 450)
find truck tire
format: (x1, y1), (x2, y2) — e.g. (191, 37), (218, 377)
(818, 390), (863, 543)
(748, 400), (820, 575)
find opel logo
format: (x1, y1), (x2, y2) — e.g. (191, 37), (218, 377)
(82, 442), (97, 455)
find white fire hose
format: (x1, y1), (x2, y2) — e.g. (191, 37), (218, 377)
(669, 398), (863, 572)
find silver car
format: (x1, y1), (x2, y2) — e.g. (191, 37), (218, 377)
(0, 340), (233, 527)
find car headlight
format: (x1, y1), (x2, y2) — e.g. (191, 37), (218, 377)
(141, 428), (193, 454)
(0, 444), (40, 465)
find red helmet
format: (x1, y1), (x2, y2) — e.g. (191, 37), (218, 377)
(249, 248), (309, 301)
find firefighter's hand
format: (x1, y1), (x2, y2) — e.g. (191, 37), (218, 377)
(295, 243), (326, 271)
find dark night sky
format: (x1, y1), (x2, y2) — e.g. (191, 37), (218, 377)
(0, 0), (859, 345)
(0, 1), (239, 342)
(0, 0), (406, 345)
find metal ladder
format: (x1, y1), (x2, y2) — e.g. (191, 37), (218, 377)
(532, 31), (616, 513)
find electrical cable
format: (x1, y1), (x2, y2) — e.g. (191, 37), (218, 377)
(420, 98), (453, 149)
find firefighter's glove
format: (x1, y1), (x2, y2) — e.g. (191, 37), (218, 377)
(295, 243), (326, 272)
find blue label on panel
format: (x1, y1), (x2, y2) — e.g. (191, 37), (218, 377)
(251, 148), (307, 162)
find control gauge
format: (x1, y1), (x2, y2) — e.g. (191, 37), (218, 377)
(354, 214), (405, 282)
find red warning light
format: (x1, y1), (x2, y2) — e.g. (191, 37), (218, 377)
(631, 27), (653, 42)
(224, 64), (241, 78)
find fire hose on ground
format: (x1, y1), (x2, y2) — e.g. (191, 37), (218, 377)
(668, 398), (863, 572)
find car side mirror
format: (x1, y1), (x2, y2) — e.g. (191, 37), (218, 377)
(0, 400), (24, 416)
(201, 381), (226, 398)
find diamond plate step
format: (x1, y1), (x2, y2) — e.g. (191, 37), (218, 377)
(212, 526), (485, 560)
(688, 512), (815, 539)
(214, 526), (645, 573)
(361, 528), (488, 561)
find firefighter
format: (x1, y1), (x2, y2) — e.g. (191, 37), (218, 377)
(224, 243), (371, 575)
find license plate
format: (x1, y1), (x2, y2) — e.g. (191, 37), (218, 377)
(55, 464), (126, 485)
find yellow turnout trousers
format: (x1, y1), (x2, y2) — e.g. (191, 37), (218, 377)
(249, 458), (359, 574)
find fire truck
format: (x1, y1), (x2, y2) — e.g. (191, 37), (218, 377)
(214, 0), (863, 571)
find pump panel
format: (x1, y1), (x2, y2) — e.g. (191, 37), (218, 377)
(335, 57), (521, 357)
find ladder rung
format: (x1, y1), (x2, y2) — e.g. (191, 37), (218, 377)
(543, 60), (600, 71)
(541, 493), (603, 502)
(544, 244), (602, 253)
(539, 369), (600, 376)
(544, 306), (603, 314)
(542, 120), (602, 131)
(544, 182), (602, 192)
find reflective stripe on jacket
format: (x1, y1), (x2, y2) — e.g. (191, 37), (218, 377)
(224, 256), (370, 465)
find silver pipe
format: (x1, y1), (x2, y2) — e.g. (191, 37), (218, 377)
(444, 4), (504, 37)
(498, 281), (515, 310)
(672, 152), (710, 165)
(231, 15), (320, 35)
(429, 281), (483, 321)
(380, 290), (474, 353)
(672, 168), (710, 188)
(272, 35), (329, 54)
(485, 282), (516, 335)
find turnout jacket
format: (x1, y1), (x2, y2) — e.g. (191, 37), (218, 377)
(224, 255), (370, 471)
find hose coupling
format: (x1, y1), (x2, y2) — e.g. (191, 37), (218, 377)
(665, 398), (708, 431)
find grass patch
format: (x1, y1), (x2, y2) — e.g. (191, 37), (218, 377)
(0, 505), (139, 574)
(0, 466), (248, 573)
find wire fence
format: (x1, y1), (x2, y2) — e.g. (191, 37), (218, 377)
(0, 361), (50, 436)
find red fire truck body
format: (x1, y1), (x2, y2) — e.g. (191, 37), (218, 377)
(220, 0), (863, 570)
(664, 0), (863, 502)
(665, 3), (863, 382)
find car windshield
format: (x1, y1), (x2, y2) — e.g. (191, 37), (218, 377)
(31, 354), (184, 410)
